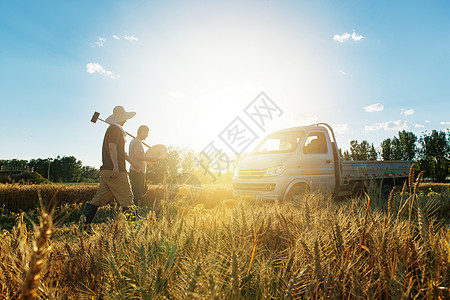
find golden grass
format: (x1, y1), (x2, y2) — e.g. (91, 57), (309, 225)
(21, 192), (54, 300)
(0, 177), (449, 298)
(0, 184), (97, 212)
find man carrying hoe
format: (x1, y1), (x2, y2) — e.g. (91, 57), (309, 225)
(80, 105), (141, 232)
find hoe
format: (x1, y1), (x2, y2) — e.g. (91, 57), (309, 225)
(90, 111), (152, 148)
(91, 111), (167, 160)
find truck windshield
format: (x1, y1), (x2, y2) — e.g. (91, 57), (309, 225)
(251, 131), (304, 155)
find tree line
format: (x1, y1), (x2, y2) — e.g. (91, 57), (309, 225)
(0, 156), (99, 183)
(0, 147), (200, 184)
(340, 129), (450, 182)
(1, 129), (449, 183)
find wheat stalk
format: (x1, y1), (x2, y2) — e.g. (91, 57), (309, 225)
(231, 250), (240, 298)
(414, 171), (424, 194)
(360, 193), (371, 247)
(417, 207), (427, 243)
(388, 186), (397, 216)
(397, 195), (411, 219)
(246, 231), (257, 275)
(313, 240), (322, 282)
(408, 164), (415, 189)
(401, 180), (407, 197)
(21, 192), (54, 300)
(285, 273), (296, 300)
(333, 221), (344, 257)
(304, 200), (311, 228)
(186, 263), (201, 295)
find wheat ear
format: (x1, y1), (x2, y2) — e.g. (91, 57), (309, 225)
(388, 186), (397, 216)
(413, 171), (424, 194)
(408, 164), (414, 189)
(22, 192), (54, 300)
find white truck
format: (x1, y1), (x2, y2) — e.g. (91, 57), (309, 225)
(232, 123), (412, 200)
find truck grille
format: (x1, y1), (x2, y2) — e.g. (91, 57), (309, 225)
(237, 169), (265, 179)
(233, 183), (275, 192)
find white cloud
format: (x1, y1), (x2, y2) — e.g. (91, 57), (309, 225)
(401, 108), (414, 116)
(414, 124), (424, 128)
(124, 35), (138, 41)
(365, 120), (409, 132)
(441, 121), (450, 125)
(338, 70), (347, 75)
(333, 31), (364, 43)
(93, 34), (138, 46)
(332, 123), (349, 134)
(364, 103), (384, 112)
(425, 120), (431, 123)
(168, 92), (185, 98)
(333, 33), (351, 43)
(352, 31), (364, 41)
(95, 37), (106, 47)
(86, 62), (119, 79)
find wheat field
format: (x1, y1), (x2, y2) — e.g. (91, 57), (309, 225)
(1, 178), (450, 299)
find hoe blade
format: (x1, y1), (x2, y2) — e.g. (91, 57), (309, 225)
(91, 112), (100, 123)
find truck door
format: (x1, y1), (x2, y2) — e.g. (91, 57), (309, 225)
(301, 131), (335, 193)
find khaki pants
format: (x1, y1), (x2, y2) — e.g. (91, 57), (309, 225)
(90, 170), (134, 207)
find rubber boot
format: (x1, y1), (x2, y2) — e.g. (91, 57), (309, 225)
(82, 203), (99, 223)
(80, 203), (99, 234)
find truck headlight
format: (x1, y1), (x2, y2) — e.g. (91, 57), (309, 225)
(264, 165), (285, 177)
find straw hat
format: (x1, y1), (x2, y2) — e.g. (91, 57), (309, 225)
(105, 106), (136, 124)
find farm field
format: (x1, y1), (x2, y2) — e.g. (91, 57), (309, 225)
(1, 181), (450, 299)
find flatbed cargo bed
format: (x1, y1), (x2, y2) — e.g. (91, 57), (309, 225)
(341, 160), (412, 181)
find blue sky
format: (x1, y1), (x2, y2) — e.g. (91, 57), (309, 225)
(1, 0), (449, 167)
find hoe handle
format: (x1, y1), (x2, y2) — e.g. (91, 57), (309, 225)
(91, 112), (151, 149)
(123, 131), (151, 149)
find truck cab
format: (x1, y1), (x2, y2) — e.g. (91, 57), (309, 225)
(232, 124), (339, 201)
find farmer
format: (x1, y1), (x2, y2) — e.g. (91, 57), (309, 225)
(128, 125), (158, 206)
(80, 105), (140, 231)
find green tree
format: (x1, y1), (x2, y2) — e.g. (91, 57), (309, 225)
(81, 166), (100, 182)
(348, 140), (377, 161)
(391, 137), (403, 160)
(381, 131), (417, 161)
(342, 150), (352, 161)
(418, 130), (450, 182)
(46, 156), (82, 182)
(146, 147), (183, 184)
(369, 144), (378, 160)
(146, 147), (206, 184)
(2, 159), (29, 170)
(179, 148), (197, 174)
(27, 158), (52, 179)
(396, 131), (417, 160)
(380, 138), (392, 160)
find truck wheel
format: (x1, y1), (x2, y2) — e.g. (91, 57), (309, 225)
(381, 184), (393, 201)
(285, 184), (308, 202)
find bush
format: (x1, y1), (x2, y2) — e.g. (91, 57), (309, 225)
(0, 171), (11, 184)
(12, 172), (49, 184)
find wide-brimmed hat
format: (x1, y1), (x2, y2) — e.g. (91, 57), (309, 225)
(105, 106), (136, 124)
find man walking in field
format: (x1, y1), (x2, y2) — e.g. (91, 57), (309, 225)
(80, 105), (141, 232)
(128, 125), (158, 206)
